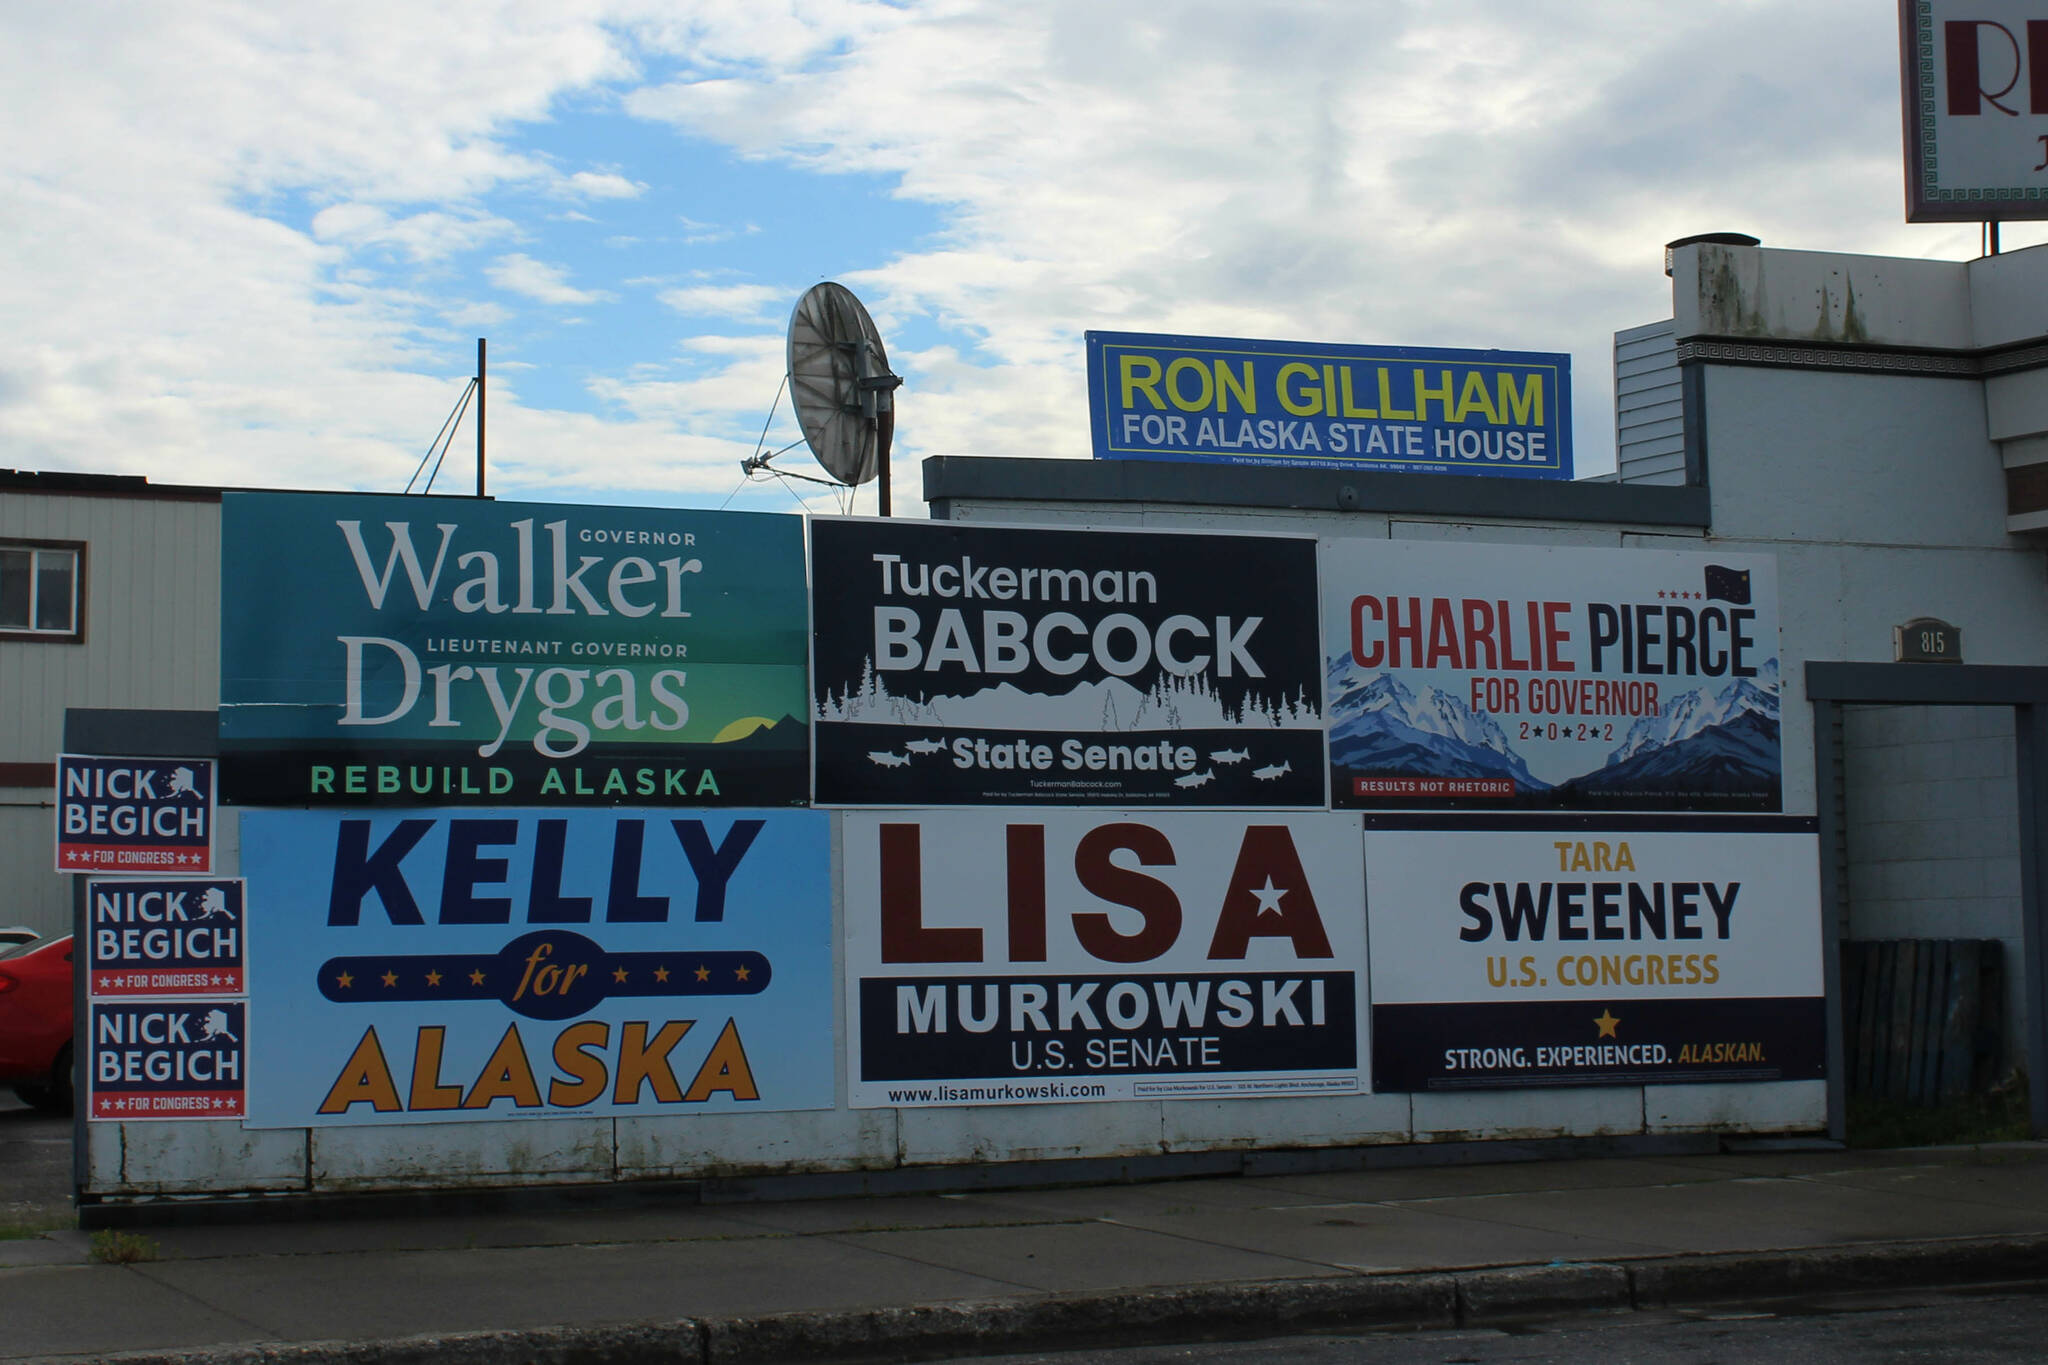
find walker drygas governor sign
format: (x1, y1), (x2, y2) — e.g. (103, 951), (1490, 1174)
(1322, 541), (1781, 811)
(810, 519), (1327, 806)
(1363, 815), (1825, 1090)
(218, 493), (810, 806)
(239, 808), (831, 1126)
(843, 810), (1366, 1106)
(1086, 331), (1571, 479)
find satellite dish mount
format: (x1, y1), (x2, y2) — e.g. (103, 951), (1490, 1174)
(781, 283), (903, 514)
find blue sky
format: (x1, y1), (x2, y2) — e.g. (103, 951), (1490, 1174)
(0, 2), (2033, 517)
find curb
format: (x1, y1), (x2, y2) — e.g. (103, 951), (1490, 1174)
(40, 1232), (2048, 1365)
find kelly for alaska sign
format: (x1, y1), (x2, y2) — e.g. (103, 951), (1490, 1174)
(218, 493), (809, 807)
(239, 808), (831, 1127)
(1363, 814), (1825, 1091)
(1321, 541), (1781, 811)
(1086, 331), (1571, 479)
(810, 518), (1326, 807)
(843, 810), (1366, 1107)
(56, 755), (214, 873)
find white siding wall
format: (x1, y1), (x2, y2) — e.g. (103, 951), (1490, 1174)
(0, 489), (221, 937)
(1614, 319), (1684, 485)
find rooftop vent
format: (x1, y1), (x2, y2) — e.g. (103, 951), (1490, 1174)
(1664, 232), (1760, 276)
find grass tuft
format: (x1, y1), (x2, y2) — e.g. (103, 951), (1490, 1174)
(1847, 1079), (2032, 1149)
(87, 1229), (159, 1264)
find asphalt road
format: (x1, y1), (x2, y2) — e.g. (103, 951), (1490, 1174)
(0, 1093), (72, 1232)
(936, 1284), (2048, 1364)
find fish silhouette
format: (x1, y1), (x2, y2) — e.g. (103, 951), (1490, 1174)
(1252, 761), (1292, 781)
(903, 738), (947, 754)
(867, 751), (911, 768)
(1208, 748), (1250, 764)
(1174, 769), (1216, 788)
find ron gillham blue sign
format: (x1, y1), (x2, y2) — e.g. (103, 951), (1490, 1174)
(56, 755), (214, 873)
(89, 1000), (246, 1120)
(86, 878), (245, 997)
(1086, 331), (1571, 479)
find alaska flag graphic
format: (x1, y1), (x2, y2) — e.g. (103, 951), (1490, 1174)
(1704, 564), (1752, 604)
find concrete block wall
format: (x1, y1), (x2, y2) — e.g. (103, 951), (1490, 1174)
(1842, 703), (2024, 1070)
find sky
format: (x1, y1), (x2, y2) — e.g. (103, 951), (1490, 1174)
(1, 1), (2035, 518)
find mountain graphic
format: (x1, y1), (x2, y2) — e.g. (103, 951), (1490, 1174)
(1606, 658), (1780, 766)
(817, 661), (1319, 732)
(1560, 706), (1780, 799)
(1326, 656), (1547, 790)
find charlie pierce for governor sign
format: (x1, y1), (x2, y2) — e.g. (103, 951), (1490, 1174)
(810, 519), (1326, 807)
(1322, 541), (1781, 812)
(1363, 814), (1824, 1091)
(239, 808), (832, 1127)
(1087, 331), (1571, 479)
(219, 493), (809, 806)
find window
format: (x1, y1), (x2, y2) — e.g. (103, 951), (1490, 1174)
(0, 540), (83, 642)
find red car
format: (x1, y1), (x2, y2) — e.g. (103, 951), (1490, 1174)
(0, 935), (73, 1113)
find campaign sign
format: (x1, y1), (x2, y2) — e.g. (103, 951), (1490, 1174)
(239, 808), (832, 1127)
(218, 493), (811, 807)
(89, 1000), (246, 1120)
(1321, 541), (1781, 811)
(56, 755), (214, 873)
(1086, 331), (1571, 479)
(86, 877), (245, 997)
(844, 810), (1366, 1107)
(1365, 814), (1825, 1091)
(811, 518), (1326, 807)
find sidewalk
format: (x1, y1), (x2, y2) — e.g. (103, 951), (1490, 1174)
(7, 1142), (2048, 1364)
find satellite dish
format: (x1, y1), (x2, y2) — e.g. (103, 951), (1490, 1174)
(786, 282), (903, 513)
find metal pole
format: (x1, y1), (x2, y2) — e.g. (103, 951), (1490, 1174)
(2017, 704), (2048, 1135)
(1811, 699), (1848, 1142)
(476, 338), (487, 499)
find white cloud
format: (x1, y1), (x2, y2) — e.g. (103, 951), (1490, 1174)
(655, 282), (786, 322)
(310, 204), (518, 261)
(485, 253), (614, 305)
(557, 169), (646, 199)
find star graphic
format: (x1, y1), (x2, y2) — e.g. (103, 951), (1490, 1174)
(335, 971), (354, 989)
(469, 968), (486, 986)
(693, 965), (711, 982)
(612, 966), (629, 983)
(653, 965), (671, 983)
(424, 970), (442, 987)
(381, 970), (399, 988)
(734, 964), (751, 982)
(1594, 1009), (1620, 1038)
(1250, 877), (1289, 915)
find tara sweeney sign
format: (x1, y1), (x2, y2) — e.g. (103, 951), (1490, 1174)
(810, 519), (1327, 807)
(1321, 541), (1781, 811)
(1364, 814), (1825, 1091)
(218, 493), (810, 806)
(843, 810), (1366, 1107)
